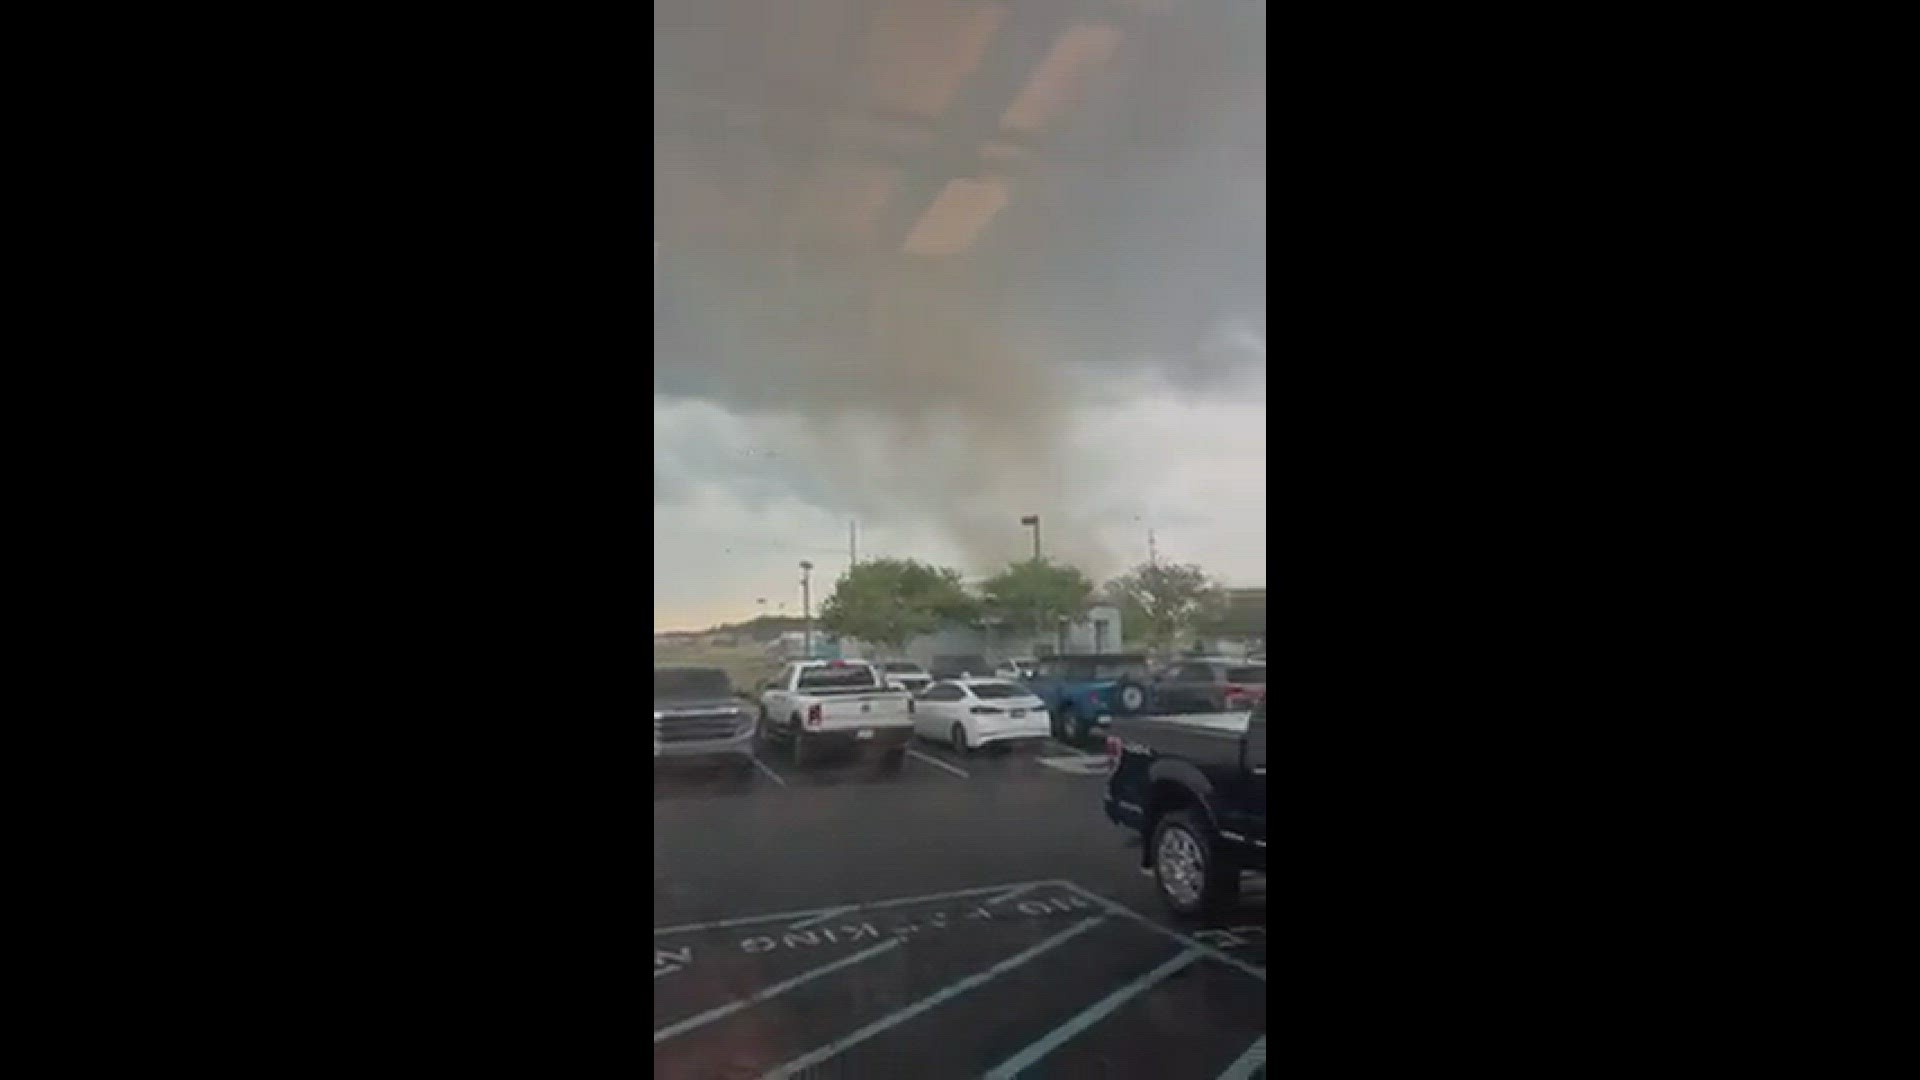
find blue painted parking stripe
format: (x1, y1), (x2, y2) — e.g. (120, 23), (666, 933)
(982, 947), (1203, 1078)
(653, 938), (904, 1044)
(756, 917), (1106, 1079)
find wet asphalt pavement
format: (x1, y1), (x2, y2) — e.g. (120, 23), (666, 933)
(654, 735), (1268, 1079)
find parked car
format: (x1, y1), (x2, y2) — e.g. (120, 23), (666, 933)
(757, 659), (914, 770)
(929, 654), (992, 680)
(1103, 701), (1267, 916)
(1023, 653), (1153, 745)
(913, 677), (1050, 754)
(1150, 659), (1266, 713)
(654, 666), (756, 772)
(993, 656), (1039, 681)
(875, 659), (933, 696)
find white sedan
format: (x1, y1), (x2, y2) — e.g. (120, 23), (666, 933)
(913, 677), (1051, 753)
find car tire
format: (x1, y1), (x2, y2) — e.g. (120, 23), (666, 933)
(1114, 679), (1148, 717)
(758, 706), (775, 741)
(1059, 707), (1084, 744)
(790, 720), (811, 767)
(950, 723), (970, 754)
(1151, 809), (1240, 918)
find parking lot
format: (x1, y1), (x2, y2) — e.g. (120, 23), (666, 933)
(654, 732), (1267, 1079)
(655, 879), (1265, 1079)
(653, 733), (1116, 796)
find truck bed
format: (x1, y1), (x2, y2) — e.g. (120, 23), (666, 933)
(1108, 711), (1252, 767)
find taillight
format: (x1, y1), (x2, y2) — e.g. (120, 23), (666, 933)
(806, 703), (822, 728)
(1105, 736), (1122, 771)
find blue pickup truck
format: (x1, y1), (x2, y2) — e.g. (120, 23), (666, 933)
(1020, 653), (1154, 744)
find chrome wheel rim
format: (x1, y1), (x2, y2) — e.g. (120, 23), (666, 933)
(1157, 827), (1206, 907)
(1122, 686), (1143, 710)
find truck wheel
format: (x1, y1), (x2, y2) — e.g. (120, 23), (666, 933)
(1115, 679), (1148, 716)
(1059, 707), (1085, 744)
(950, 723), (971, 754)
(758, 706), (774, 741)
(1151, 810), (1240, 918)
(790, 720), (811, 767)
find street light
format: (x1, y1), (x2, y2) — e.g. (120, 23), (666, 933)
(1020, 515), (1041, 561)
(800, 561), (814, 659)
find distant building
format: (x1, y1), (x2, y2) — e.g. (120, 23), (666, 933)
(847, 603), (1124, 664)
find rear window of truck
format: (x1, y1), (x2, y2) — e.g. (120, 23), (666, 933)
(797, 665), (880, 692)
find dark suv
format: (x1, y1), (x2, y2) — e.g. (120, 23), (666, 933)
(1150, 659), (1266, 713)
(653, 665), (755, 770)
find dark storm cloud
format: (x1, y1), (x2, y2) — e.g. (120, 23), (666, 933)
(653, 0), (1264, 569)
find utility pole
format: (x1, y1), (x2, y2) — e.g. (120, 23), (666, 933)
(1149, 529), (1157, 567)
(1021, 515), (1041, 562)
(850, 520), (857, 567)
(800, 561), (814, 659)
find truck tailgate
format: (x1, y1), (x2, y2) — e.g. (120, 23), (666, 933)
(814, 693), (913, 728)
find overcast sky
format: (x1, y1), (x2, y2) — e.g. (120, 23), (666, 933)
(654, 1), (1264, 631)
(654, 343), (1264, 631)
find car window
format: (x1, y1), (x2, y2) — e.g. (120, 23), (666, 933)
(926, 684), (963, 702)
(968, 682), (1027, 700)
(882, 662), (925, 674)
(1227, 666), (1265, 683)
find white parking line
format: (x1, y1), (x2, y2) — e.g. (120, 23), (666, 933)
(987, 882), (1040, 906)
(653, 879), (1052, 937)
(788, 905), (853, 930)
(653, 938), (903, 1044)
(757, 916), (1106, 1079)
(1050, 879), (1267, 983)
(982, 947), (1204, 1078)
(749, 755), (788, 787)
(1216, 1035), (1267, 1080)
(906, 748), (969, 779)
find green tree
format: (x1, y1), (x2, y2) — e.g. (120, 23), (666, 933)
(1104, 561), (1226, 652)
(818, 558), (978, 654)
(981, 558), (1094, 641)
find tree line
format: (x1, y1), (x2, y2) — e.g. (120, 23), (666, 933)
(817, 555), (1249, 654)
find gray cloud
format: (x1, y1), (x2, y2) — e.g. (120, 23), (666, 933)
(654, 0), (1264, 576)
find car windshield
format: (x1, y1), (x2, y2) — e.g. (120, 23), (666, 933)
(655, 668), (731, 698)
(968, 682), (1028, 700)
(655, 0), (1265, 1071)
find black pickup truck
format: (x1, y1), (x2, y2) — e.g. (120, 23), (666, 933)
(1103, 702), (1266, 916)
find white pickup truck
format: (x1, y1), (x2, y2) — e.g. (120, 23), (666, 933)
(757, 659), (915, 770)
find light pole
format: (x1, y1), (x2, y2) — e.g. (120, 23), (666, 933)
(1020, 515), (1041, 562)
(800, 561), (814, 659)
